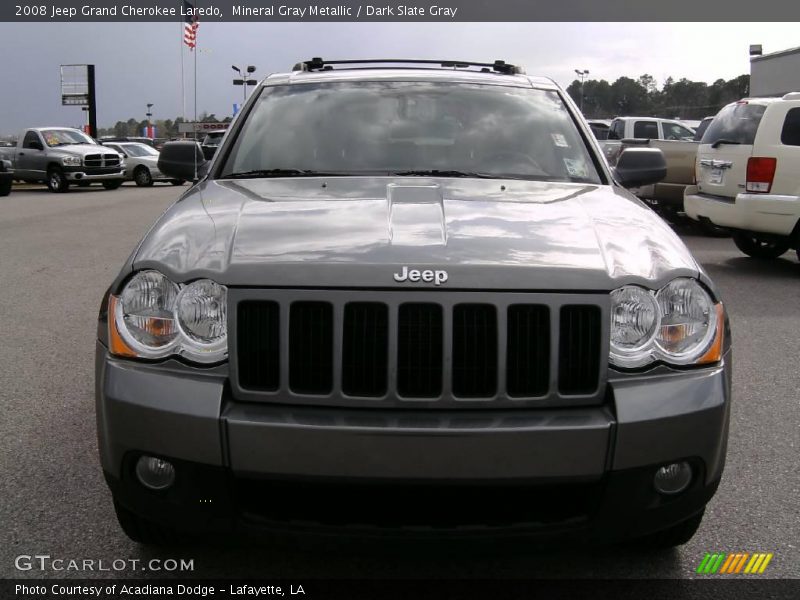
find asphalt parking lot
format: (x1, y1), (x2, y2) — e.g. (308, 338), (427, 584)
(0, 183), (798, 580)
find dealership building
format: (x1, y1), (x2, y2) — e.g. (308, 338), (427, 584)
(750, 45), (800, 97)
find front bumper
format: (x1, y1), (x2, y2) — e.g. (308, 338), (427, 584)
(684, 186), (800, 236)
(96, 342), (731, 540)
(64, 167), (125, 182)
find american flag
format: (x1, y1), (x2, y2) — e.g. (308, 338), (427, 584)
(183, 1), (199, 50)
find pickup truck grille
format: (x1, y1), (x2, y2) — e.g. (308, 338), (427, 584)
(230, 290), (608, 408)
(84, 154), (121, 168)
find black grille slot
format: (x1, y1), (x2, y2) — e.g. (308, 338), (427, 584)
(289, 302), (334, 395)
(342, 303), (389, 397)
(84, 154), (101, 167)
(452, 304), (497, 397)
(103, 154), (120, 167)
(237, 301), (280, 391)
(558, 305), (601, 395)
(507, 304), (550, 397)
(397, 303), (443, 398)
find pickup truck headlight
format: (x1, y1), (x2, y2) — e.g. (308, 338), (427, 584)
(610, 278), (723, 368)
(109, 270), (227, 364)
(62, 156), (82, 167)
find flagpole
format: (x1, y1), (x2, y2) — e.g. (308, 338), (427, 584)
(180, 19), (186, 123)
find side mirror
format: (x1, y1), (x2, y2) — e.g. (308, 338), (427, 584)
(157, 141), (209, 182)
(614, 147), (667, 188)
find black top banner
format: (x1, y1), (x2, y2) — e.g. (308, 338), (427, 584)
(3, 0), (800, 22)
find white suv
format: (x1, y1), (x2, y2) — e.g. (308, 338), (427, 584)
(684, 93), (800, 259)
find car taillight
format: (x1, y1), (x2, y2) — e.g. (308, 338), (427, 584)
(746, 157), (777, 193)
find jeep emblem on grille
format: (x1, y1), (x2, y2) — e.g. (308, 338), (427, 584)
(393, 266), (448, 285)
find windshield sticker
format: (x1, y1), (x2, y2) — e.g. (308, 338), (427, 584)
(563, 158), (588, 178)
(44, 133), (60, 146)
(551, 133), (569, 148)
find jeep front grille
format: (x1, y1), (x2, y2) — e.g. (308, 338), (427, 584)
(231, 290), (609, 408)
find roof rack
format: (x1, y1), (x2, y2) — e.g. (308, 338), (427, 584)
(291, 58), (525, 75)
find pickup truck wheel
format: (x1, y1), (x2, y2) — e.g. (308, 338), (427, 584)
(169, 179), (185, 186)
(113, 500), (191, 546)
(102, 180), (124, 191)
(134, 166), (154, 187)
(732, 232), (790, 259)
(47, 167), (69, 193)
(631, 510), (704, 550)
(0, 178), (11, 197)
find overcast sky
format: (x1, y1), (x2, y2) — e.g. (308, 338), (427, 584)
(0, 22), (797, 136)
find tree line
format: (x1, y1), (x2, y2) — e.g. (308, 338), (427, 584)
(566, 74), (750, 120)
(97, 112), (233, 138)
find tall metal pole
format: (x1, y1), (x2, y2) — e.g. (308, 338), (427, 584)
(87, 64), (97, 139)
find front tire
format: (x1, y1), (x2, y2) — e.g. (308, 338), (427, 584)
(732, 232), (790, 259)
(47, 167), (69, 193)
(170, 179), (185, 186)
(0, 177), (11, 197)
(134, 167), (153, 187)
(103, 180), (124, 190)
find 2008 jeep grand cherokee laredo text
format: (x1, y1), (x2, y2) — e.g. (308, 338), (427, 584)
(95, 58), (731, 547)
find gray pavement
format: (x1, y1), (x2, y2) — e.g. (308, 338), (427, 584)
(0, 184), (798, 580)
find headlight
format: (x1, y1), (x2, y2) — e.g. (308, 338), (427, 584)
(110, 270), (227, 364)
(610, 278), (723, 368)
(175, 279), (228, 361)
(609, 286), (660, 368)
(62, 156), (82, 166)
(655, 279), (717, 364)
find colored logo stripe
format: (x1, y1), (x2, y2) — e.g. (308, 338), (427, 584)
(697, 552), (773, 574)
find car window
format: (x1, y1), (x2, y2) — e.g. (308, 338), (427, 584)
(121, 143), (158, 157)
(663, 123), (694, 140)
(40, 129), (96, 147)
(701, 102), (767, 146)
(693, 118), (712, 142)
(633, 121), (659, 139)
(22, 131), (40, 149)
(608, 120), (624, 140)
(780, 107), (800, 146)
(221, 82), (601, 184)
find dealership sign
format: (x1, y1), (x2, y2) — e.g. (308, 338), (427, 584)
(177, 122), (229, 133)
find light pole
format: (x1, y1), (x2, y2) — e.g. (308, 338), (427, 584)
(574, 69), (589, 112)
(232, 65), (257, 108)
(145, 103), (154, 138)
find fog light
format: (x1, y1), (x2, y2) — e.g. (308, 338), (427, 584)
(135, 456), (175, 490)
(653, 462), (692, 495)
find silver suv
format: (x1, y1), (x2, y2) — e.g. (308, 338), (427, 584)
(96, 59), (731, 547)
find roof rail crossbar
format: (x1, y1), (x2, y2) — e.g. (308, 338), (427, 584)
(292, 58), (524, 75)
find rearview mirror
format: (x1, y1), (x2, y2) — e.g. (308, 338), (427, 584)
(157, 141), (209, 182)
(614, 148), (667, 188)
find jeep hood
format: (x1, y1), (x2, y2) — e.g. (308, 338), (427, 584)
(132, 178), (704, 292)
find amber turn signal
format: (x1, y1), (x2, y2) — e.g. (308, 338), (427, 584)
(108, 295), (136, 358)
(697, 303), (725, 365)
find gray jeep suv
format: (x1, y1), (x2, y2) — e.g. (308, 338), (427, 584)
(96, 59), (731, 546)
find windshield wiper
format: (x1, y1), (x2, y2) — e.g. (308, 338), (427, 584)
(710, 139), (741, 149)
(224, 169), (344, 179)
(391, 169), (500, 179)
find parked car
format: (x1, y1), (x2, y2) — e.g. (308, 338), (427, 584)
(602, 117), (696, 165)
(0, 128), (125, 192)
(684, 94), (800, 259)
(200, 131), (226, 160)
(98, 58), (730, 549)
(0, 158), (12, 196)
(102, 142), (184, 187)
(100, 136), (157, 148)
(586, 119), (611, 140)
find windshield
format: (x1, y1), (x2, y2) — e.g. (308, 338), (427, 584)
(220, 81), (601, 183)
(120, 143), (158, 157)
(41, 129), (96, 147)
(701, 103), (767, 146)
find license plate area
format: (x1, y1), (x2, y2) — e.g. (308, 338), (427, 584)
(708, 168), (724, 184)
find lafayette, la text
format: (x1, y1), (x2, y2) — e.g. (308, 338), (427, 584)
(233, 5), (459, 17)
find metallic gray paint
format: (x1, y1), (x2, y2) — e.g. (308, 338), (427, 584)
(131, 178), (704, 292)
